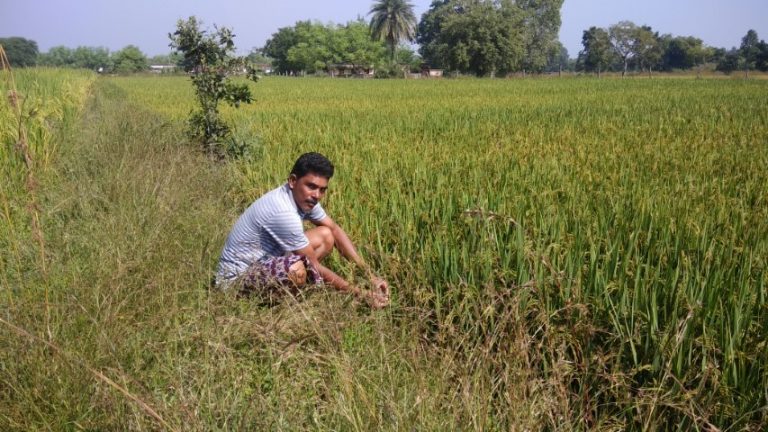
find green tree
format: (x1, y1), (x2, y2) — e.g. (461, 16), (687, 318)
(756, 40), (768, 72)
(395, 44), (422, 72)
(334, 19), (387, 70)
(263, 25), (301, 74)
(369, 0), (417, 62)
(661, 35), (704, 70)
(417, 0), (526, 76)
(633, 26), (662, 77)
(518, 0), (565, 74)
(287, 21), (335, 74)
(609, 20), (637, 77)
(0, 37), (39, 67)
(417, 0), (562, 76)
(544, 41), (571, 73)
(416, 0), (455, 69)
(578, 26), (613, 78)
(112, 45), (148, 73)
(264, 20), (387, 76)
(169, 16), (258, 158)
(740, 29), (760, 78)
(716, 49), (741, 74)
(73, 46), (111, 70)
(38, 46), (74, 67)
(245, 48), (272, 66)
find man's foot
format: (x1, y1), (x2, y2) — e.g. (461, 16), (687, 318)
(287, 260), (307, 286)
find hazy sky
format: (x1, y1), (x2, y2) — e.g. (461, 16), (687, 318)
(1, 0), (766, 58)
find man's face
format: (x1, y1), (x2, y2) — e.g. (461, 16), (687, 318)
(288, 172), (329, 213)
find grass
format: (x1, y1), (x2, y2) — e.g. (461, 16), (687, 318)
(1, 73), (767, 430)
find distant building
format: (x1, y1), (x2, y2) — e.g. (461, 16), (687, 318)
(252, 63), (273, 74)
(149, 64), (178, 74)
(328, 63), (375, 78)
(421, 64), (443, 78)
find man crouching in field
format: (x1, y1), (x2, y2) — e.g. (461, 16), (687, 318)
(215, 152), (389, 308)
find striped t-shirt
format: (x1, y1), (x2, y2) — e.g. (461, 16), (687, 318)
(216, 183), (326, 284)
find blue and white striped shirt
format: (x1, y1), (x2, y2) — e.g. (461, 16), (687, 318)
(216, 183), (326, 284)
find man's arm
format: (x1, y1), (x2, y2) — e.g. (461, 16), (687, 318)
(312, 216), (389, 296)
(293, 240), (388, 309)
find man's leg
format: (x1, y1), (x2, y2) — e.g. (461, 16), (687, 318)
(305, 226), (335, 259)
(288, 226), (334, 286)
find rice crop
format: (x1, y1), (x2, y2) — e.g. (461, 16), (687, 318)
(118, 75), (768, 428)
(2, 73), (766, 430)
(1, 67), (94, 292)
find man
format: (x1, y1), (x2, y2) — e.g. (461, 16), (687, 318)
(216, 152), (389, 308)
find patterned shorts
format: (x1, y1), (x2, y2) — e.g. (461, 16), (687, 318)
(240, 254), (323, 299)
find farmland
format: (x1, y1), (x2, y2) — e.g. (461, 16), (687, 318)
(2, 72), (767, 430)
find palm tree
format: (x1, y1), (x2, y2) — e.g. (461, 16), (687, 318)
(368, 0), (417, 63)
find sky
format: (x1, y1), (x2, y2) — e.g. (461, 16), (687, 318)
(1, 0), (767, 58)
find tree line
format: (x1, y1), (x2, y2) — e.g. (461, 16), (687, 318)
(264, 0), (565, 77)
(0, 37), (174, 74)
(263, 20), (394, 76)
(578, 23), (768, 78)
(2, 0), (767, 78)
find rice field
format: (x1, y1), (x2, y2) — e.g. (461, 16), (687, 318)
(2, 72), (767, 430)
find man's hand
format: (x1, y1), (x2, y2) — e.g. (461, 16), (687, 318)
(360, 289), (389, 309)
(370, 276), (389, 298)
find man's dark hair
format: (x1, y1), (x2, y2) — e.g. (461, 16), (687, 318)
(290, 152), (334, 179)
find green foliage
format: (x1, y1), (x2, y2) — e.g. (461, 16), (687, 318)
(286, 21), (335, 74)
(37, 45), (75, 67)
(0, 37), (39, 67)
(578, 26), (613, 76)
(609, 20), (638, 76)
(263, 25), (301, 74)
(581, 21), (736, 77)
(633, 25), (663, 75)
(518, 0), (565, 73)
(169, 16), (258, 158)
(148, 52), (182, 66)
(716, 49), (742, 74)
(395, 45), (422, 72)
(112, 45), (148, 73)
(739, 29), (763, 77)
(245, 48), (272, 66)
(337, 20), (388, 69)
(38, 46), (163, 73)
(419, 0), (526, 76)
(544, 41), (572, 72)
(37, 46), (128, 72)
(660, 35), (710, 70)
(757, 40), (768, 71)
(72, 46), (112, 70)
(263, 19), (387, 75)
(417, 0), (564, 76)
(368, 0), (418, 62)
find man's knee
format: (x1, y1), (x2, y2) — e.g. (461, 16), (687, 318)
(288, 260), (307, 286)
(318, 226), (334, 249)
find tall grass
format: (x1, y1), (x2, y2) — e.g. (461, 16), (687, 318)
(220, 77), (767, 428)
(1, 67), (94, 321)
(1, 74), (766, 430)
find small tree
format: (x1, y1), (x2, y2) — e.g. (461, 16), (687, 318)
(739, 29), (760, 78)
(169, 16), (258, 158)
(633, 26), (662, 77)
(716, 49), (741, 75)
(112, 45), (149, 73)
(609, 21), (637, 77)
(579, 26), (613, 78)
